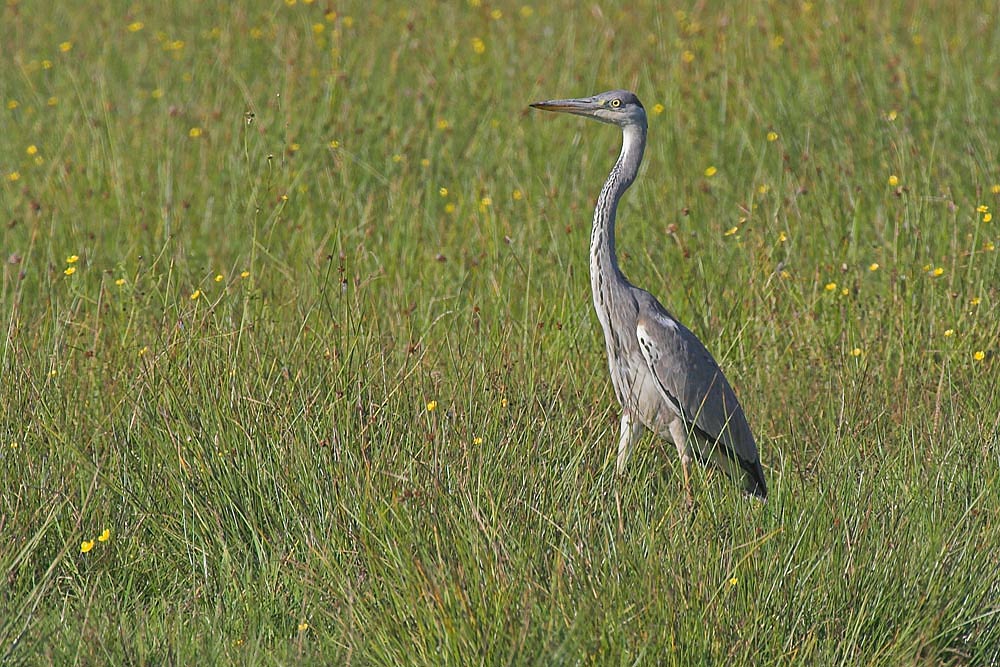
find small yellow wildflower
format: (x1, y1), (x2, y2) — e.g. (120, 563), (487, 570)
(115, 278), (126, 286)
(473, 436), (484, 445)
(426, 400), (438, 412)
(500, 398), (509, 408)
(312, 23), (325, 34)
(723, 226), (738, 237)
(728, 576), (738, 587)
(681, 50), (695, 63)
(824, 282), (837, 291)
(850, 347), (862, 357)
(841, 287), (849, 296)
(438, 187), (448, 197)
(886, 110), (898, 121)
(490, 9), (502, 19)
(758, 184), (770, 195)
(98, 528), (111, 542)
(392, 154), (402, 163)
(329, 139), (340, 149)
(512, 189), (523, 201)
(6, 100), (18, 110)
(189, 127), (202, 138)
(519, 6), (534, 18)
(888, 175), (899, 187)
(49, 370), (58, 377)
(7, 171), (20, 181)
(992, 184), (1000, 194)
(26, 145), (38, 155)
(298, 622), (309, 632)
(766, 131), (778, 142)
(151, 89), (163, 100)
(420, 158), (430, 167)
(944, 329), (954, 337)
(931, 267), (944, 277)
(190, 289), (201, 300)
(139, 346), (149, 357)
(869, 263), (879, 271)
(342, 16), (353, 27)
(770, 35), (785, 49)
(984, 213), (993, 223)
(59, 41), (73, 52)
(777, 231), (787, 243)
(241, 271), (250, 279)
(984, 241), (995, 251)
(976, 204), (989, 214)
(652, 103), (665, 115)
(704, 166), (717, 177)
(479, 196), (492, 211)
(973, 350), (985, 361)
(970, 297), (981, 306)
(436, 119), (450, 130)
(128, 21), (145, 32)
(445, 203), (456, 214)
(63, 266), (76, 276)
(80, 540), (94, 554)
(471, 37), (486, 54)
(66, 255), (79, 264)
(214, 274), (224, 283)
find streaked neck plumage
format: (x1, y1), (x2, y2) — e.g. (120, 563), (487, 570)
(591, 120), (647, 305)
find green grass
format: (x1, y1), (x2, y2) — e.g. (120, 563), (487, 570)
(2, 1), (999, 664)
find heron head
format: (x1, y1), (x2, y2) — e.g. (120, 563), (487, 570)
(530, 89), (646, 128)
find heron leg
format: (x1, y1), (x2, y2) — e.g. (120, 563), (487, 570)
(615, 411), (644, 474)
(668, 419), (695, 507)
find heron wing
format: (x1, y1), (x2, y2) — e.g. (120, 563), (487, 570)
(634, 297), (765, 487)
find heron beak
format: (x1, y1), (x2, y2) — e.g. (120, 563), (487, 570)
(529, 97), (598, 117)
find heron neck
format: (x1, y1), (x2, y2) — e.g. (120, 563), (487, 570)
(591, 122), (646, 290)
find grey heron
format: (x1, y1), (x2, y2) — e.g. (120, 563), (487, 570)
(530, 90), (767, 499)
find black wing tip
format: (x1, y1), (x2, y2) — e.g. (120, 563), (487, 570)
(743, 462), (768, 500)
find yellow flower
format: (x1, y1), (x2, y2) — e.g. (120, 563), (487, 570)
(992, 184), (1000, 195)
(840, 287), (849, 296)
(652, 103), (665, 115)
(312, 23), (324, 34)
(681, 50), (695, 63)
(766, 131), (778, 142)
(512, 189), (523, 201)
(80, 540), (95, 553)
(728, 576), (738, 587)
(500, 398), (509, 408)
(869, 263), (879, 271)
(189, 127), (202, 138)
(976, 204), (989, 214)
(944, 329), (954, 337)
(444, 203), (456, 214)
(984, 213), (993, 223)
(519, 6), (534, 18)
(128, 21), (145, 32)
(98, 528), (111, 542)
(63, 266), (76, 276)
(214, 274), (224, 282)
(26, 144), (38, 155)
(471, 37), (486, 54)
(886, 110), (898, 121)
(59, 41), (73, 53)
(473, 436), (484, 445)
(770, 35), (784, 49)
(438, 187), (448, 197)
(825, 282), (837, 291)
(436, 119), (450, 130)
(479, 196), (492, 212)
(190, 289), (201, 300)
(392, 154), (402, 163)
(970, 297), (981, 306)
(777, 231), (787, 243)
(115, 278), (126, 286)
(888, 175), (899, 187)
(985, 241), (995, 251)
(426, 400), (438, 412)
(850, 347), (862, 357)
(329, 139), (340, 149)
(704, 165), (717, 177)
(241, 271), (250, 279)
(138, 346), (149, 357)
(723, 226), (738, 237)
(490, 9), (502, 19)
(6, 100), (18, 110)
(931, 267), (944, 277)
(420, 158), (430, 168)
(973, 350), (985, 361)
(7, 171), (20, 181)
(66, 255), (79, 264)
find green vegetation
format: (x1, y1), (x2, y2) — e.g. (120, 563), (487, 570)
(2, 1), (998, 663)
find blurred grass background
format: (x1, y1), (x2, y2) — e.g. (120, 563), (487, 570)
(1, 1), (999, 664)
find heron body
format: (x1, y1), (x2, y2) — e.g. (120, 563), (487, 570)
(530, 90), (767, 498)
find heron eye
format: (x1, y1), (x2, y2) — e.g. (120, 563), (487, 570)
(610, 99), (622, 108)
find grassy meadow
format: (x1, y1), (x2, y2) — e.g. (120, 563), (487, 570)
(3, 1), (1000, 663)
